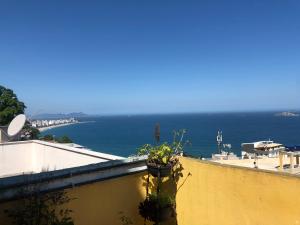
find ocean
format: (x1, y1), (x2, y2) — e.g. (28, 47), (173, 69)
(41, 112), (300, 158)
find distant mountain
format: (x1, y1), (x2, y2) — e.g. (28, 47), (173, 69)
(30, 112), (89, 120)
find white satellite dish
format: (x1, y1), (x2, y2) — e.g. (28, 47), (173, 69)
(7, 114), (26, 137)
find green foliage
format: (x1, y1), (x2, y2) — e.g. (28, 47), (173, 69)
(148, 193), (175, 207)
(138, 193), (175, 222)
(41, 134), (55, 141)
(137, 129), (189, 165)
(29, 127), (40, 140)
(56, 135), (73, 143)
(137, 130), (188, 224)
(0, 85), (26, 126)
(0, 86), (38, 139)
(4, 187), (75, 225)
(40, 135), (73, 143)
(21, 121), (40, 140)
(138, 143), (173, 165)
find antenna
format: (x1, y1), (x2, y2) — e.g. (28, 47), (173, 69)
(7, 114), (26, 137)
(216, 130), (223, 154)
(4, 114), (26, 141)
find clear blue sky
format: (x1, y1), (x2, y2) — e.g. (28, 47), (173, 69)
(1, 0), (299, 115)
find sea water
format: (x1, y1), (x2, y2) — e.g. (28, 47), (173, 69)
(41, 112), (300, 158)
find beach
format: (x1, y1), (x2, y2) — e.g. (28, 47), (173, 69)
(38, 122), (79, 132)
(38, 121), (94, 132)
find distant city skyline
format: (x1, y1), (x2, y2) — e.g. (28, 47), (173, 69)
(1, 1), (299, 115)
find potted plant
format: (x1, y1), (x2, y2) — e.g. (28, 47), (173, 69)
(139, 193), (175, 223)
(137, 129), (188, 177)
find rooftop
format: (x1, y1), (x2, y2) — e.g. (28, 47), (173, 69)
(212, 156), (300, 175)
(0, 140), (124, 178)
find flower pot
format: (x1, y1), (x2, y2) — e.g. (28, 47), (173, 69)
(139, 202), (175, 222)
(147, 163), (172, 177)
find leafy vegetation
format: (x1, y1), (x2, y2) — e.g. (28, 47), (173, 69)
(42, 134), (55, 141)
(40, 134), (73, 143)
(139, 193), (175, 222)
(4, 187), (75, 225)
(137, 129), (189, 224)
(137, 129), (189, 166)
(21, 121), (40, 140)
(58, 135), (73, 143)
(0, 85), (40, 140)
(0, 85), (26, 126)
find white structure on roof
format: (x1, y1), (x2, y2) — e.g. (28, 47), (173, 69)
(0, 140), (124, 178)
(0, 140), (147, 202)
(241, 140), (285, 159)
(0, 114), (26, 143)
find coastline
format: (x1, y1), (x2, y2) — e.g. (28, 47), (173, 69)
(38, 121), (90, 132)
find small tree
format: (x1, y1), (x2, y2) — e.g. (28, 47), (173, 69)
(0, 86), (26, 126)
(21, 121), (40, 140)
(56, 135), (73, 143)
(41, 134), (55, 141)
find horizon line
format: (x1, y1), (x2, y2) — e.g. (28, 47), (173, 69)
(27, 109), (300, 118)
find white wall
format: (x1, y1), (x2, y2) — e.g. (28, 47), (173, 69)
(0, 142), (36, 177)
(0, 140), (121, 178)
(32, 142), (107, 172)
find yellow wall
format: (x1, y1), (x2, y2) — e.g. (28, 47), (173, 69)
(176, 157), (300, 225)
(2, 157), (300, 225)
(0, 173), (148, 225)
(66, 173), (146, 225)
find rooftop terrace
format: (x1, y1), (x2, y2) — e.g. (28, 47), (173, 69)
(1, 143), (300, 225)
(212, 155), (300, 175)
